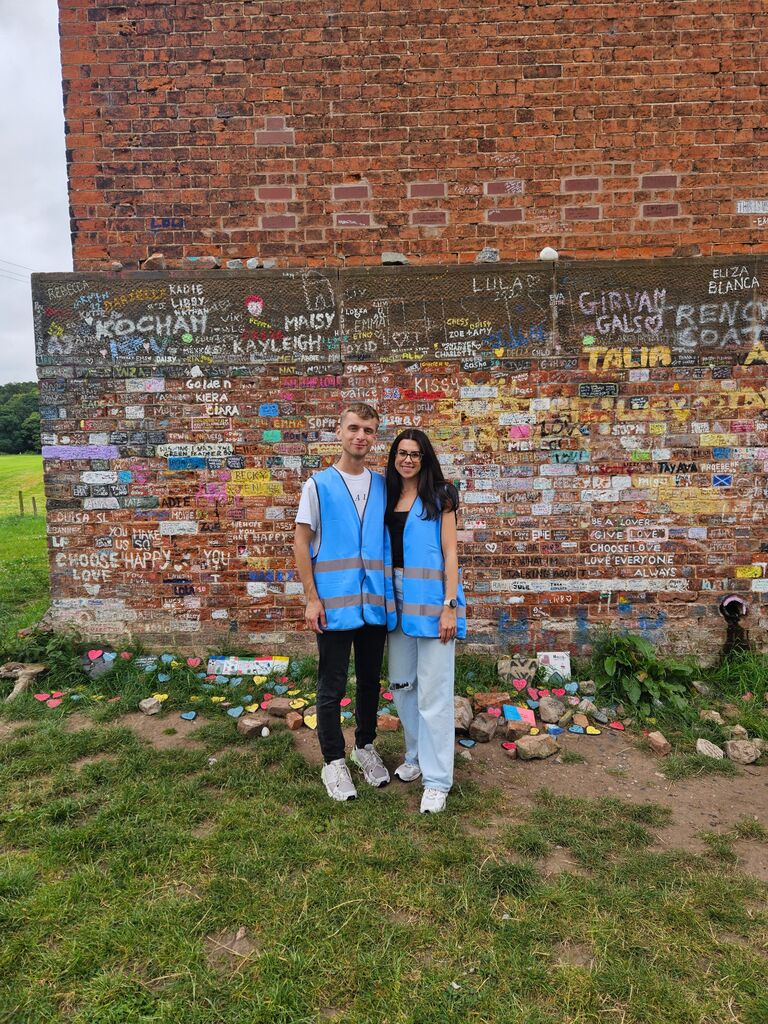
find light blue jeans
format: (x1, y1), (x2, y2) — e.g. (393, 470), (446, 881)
(388, 569), (455, 793)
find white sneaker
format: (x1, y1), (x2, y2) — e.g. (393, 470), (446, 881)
(350, 744), (390, 787)
(420, 787), (447, 814)
(394, 762), (422, 783)
(321, 758), (357, 801)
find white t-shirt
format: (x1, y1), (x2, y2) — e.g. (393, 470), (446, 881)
(295, 467), (372, 552)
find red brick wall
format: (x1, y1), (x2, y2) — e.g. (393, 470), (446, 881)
(58, 0), (768, 270)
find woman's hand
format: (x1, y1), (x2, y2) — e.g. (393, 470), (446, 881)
(438, 606), (457, 644)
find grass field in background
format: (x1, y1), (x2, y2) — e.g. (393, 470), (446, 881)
(0, 456), (49, 644)
(0, 453), (46, 516)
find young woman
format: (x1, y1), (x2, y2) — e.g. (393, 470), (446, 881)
(384, 429), (466, 814)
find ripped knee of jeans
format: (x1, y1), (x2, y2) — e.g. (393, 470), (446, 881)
(389, 680), (414, 692)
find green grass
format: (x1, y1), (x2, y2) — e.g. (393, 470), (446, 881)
(0, 514), (49, 650)
(0, 453), (45, 516)
(0, 728), (765, 1024)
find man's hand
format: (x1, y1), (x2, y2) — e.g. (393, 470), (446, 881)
(305, 597), (327, 634)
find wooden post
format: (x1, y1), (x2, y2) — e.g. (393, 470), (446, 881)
(32, 496), (38, 518)
(18, 491), (24, 516)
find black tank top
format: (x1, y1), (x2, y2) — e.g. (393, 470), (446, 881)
(385, 510), (408, 568)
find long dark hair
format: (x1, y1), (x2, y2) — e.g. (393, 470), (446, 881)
(385, 429), (459, 521)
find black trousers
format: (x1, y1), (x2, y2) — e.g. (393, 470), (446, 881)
(315, 623), (387, 764)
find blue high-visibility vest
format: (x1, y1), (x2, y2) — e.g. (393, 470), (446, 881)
(398, 495), (467, 639)
(311, 467), (396, 631)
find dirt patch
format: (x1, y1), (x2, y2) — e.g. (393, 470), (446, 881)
(191, 818), (216, 838)
(72, 752), (116, 769)
(116, 712), (206, 751)
(540, 846), (591, 878)
(291, 727), (324, 766)
(553, 940), (594, 968)
(0, 719), (32, 741)
(62, 713), (94, 733)
(204, 926), (258, 971)
(732, 841), (768, 883)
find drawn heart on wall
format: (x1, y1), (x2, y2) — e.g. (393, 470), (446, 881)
(644, 314), (663, 333)
(485, 543), (497, 552)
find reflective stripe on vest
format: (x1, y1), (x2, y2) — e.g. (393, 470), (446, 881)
(398, 495), (467, 639)
(311, 468), (396, 631)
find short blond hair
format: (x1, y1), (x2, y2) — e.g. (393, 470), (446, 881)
(340, 403), (380, 425)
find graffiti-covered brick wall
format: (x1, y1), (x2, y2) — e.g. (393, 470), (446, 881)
(58, 2), (768, 269)
(33, 258), (768, 655)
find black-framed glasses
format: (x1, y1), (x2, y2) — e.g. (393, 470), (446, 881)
(397, 449), (422, 462)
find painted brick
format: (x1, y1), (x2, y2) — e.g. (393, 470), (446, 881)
(255, 130), (295, 146)
(261, 214), (297, 229)
(34, 257), (768, 658)
(643, 203), (680, 218)
(258, 186), (295, 201)
(486, 181), (525, 196)
(563, 178), (600, 193)
(334, 213), (371, 227)
(564, 206), (601, 221)
(641, 174), (679, 189)
(486, 209), (523, 224)
(332, 184), (370, 200)
(409, 182), (446, 199)
(411, 210), (448, 226)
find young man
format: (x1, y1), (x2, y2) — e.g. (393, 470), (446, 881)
(293, 403), (396, 801)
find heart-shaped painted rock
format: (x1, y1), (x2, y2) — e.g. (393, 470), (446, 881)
(245, 703), (261, 712)
(529, 727), (540, 736)
(546, 725), (563, 735)
(287, 689), (300, 696)
(210, 696), (225, 704)
(197, 672), (207, 679)
(526, 700), (539, 710)
(586, 726), (601, 735)
(274, 684), (288, 695)
(512, 678), (528, 691)
(119, 652), (133, 660)
(87, 650), (104, 661)
(377, 706), (393, 716)
(160, 654), (174, 664)
(487, 707), (501, 717)
(157, 673), (170, 683)
(608, 721), (625, 731)
(215, 675), (228, 684)
(260, 701), (270, 709)
(304, 714), (318, 730)
(227, 706), (244, 718)
(458, 738), (476, 748)
(102, 652), (117, 663)
(382, 691), (393, 701)
(243, 695), (253, 704)
(290, 699), (307, 709)
(538, 689), (550, 698)
(501, 741), (517, 750)
(262, 692), (274, 702)
(180, 711), (197, 721)
(46, 698), (62, 708)
(34, 693), (50, 701)
(51, 691), (64, 698)
(568, 724), (585, 734)
(340, 697), (352, 707)
(152, 693), (169, 702)
(527, 687), (539, 700)
(565, 682), (579, 694)
(187, 657), (201, 668)
(552, 688), (566, 697)
(70, 693), (83, 701)
(253, 675), (267, 684)
(279, 676), (289, 683)
(340, 711), (353, 719)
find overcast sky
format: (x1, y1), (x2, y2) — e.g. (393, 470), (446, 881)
(0, 0), (71, 385)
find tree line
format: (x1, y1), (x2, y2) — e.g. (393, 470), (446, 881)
(0, 383), (41, 454)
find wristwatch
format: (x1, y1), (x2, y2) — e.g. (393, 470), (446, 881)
(443, 598), (458, 608)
